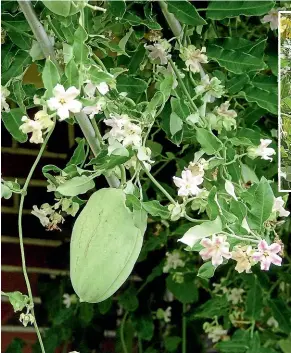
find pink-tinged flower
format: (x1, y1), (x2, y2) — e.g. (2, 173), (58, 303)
(253, 240), (282, 271)
(173, 169), (203, 197)
(199, 234), (231, 267)
(261, 8), (281, 30)
(272, 197), (290, 217)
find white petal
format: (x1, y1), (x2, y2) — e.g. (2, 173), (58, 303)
(47, 97), (60, 111)
(225, 180), (237, 200)
(65, 86), (80, 100)
(53, 84), (66, 98)
(57, 106), (70, 120)
(67, 99), (82, 113)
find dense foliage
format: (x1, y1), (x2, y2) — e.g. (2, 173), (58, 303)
(1, 1), (291, 353)
(280, 12), (291, 190)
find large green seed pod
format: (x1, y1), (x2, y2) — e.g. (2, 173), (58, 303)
(70, 188), (147, 303)
(42, 0), (85, 17)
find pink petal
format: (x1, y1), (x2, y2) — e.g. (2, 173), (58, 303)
(199, 248), (213, 261)
(200, 238), (212, 247)
(252, 251), (263, 261)
(269, 243), (281, 254)
(258, 240), (268, 251)
(260, 258), (271, 271)
(212, 253), (223, 266)
(269, 253), (282, 266)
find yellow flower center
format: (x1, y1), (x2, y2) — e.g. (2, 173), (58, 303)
(59, 98), (66, 104)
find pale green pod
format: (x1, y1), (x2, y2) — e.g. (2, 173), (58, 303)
(42, 1), (84, 17)
(70, 188), (147, 303)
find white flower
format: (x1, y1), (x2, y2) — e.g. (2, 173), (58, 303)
(145, 39), (171, 65)
(20, 117), (43, 144)
(137, 146), (154, 170)
(227, 288), (244, 305)
(213, 101), (237, 133)
(267, 316), (279, 328)
(180, 45), (208, 74)
(19, 313), (35, 327)
(163, 251), (185, 273)
(34, 110), (54, 132)
(82, 98), (106, 119)
(168, 203), (185, 221)
(157, 307), (172, 323)
(247, 139), (276, 161)
(231, 245), (255, 273)
(31, 205), (50, 226)
(195, 75), (224, 103)
(47, 84), (82, 121)
(63, 293), (71, 308)
(96, 82), (109, 95)
(122, 122), (142, 148)
(1, 85), (10, 112)
(199, 234), (231, 266)
(203, 322), (228, 343)
(173, 169), (203, 197)
(253, 240), (282, 271)
(104, 113), (130, 139)
(261, 8), (281, 30)
(272, 197), (290, 217)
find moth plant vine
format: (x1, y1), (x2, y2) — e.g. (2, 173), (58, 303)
(1, 1), (291, 353)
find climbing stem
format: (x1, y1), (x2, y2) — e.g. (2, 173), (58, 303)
(18, 122), (56, 353)
(120, 311), (129, 353)
(182, 303), (187, 353)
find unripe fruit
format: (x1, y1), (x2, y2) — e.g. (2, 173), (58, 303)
(70, 188), (147, 303)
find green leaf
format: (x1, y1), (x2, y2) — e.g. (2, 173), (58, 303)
(86, 149), (130, 170)
(167, 1), (206, 25)
(245, 276), (263, 320)
(166, 273), (198, 304)
(6, 291), (29, 312)
(247, 177), (274, 230)
(142, 201), (170, 219)
(206, 1), (275, 20)
(73, 25), (89, 65)
(98, 297), (112, 315)
(179, 217), (222, 248)
(1, 50), (31, 85)
(12, 80), (26, 110)
(193, 295), (228, 318)
(268, 299), (291, 334)
(65, 58), (79, 89)
(5, 338), (26, 353)
(8, 31), (31, 50)
(206, 186), (220, 220)
(122, 13), (162, 30)
(56, 175), (95, 197)
(207, 38), (266, 74)
(197, 262), (216, 279)
(165, 336), (182, 352)
(239, 106), (266, 126)
(87, 66), (115, 84)
(118, 286), (139, 312)
(116, 75), (148, 97)
(170, 112), (183, 137)
(67, 139), (86, 166)
(241, 84), (277, 115)
(2, 183), (13, 199)
(196, 128), (223, 155)
(132, 313), (154, 341)
(42, 59), (60, 98)
(2, 108), (27, 143)
(108, 0), (126, 18)
(79, 302), (94, 325)
(226, 74), (250, 95)
(119, 28), (133, 52)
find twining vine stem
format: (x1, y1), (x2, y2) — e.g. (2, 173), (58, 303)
(17, 121), (56, 353)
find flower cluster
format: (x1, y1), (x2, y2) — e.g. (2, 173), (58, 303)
(163, 250), (185, 273)
(1, 85), (10, 112)
(145, 39), (171, 65)
(20, 110), (54, 144)
(247, 139), (276, 161)
(179, 45), (208, 74)
(203, 322), (229, 343)
(173, 159), (207, 197)
(198, 235), (283, 272)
